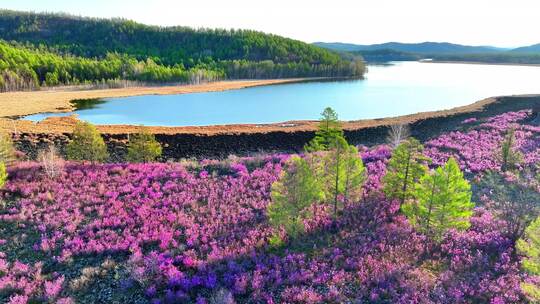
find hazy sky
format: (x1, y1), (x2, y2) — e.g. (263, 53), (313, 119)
(2, 0), (539, 47)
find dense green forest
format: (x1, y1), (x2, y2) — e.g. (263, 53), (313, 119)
(0, 41), (224, 91)
(352, 49), (421, 63)
(0, 10), (365, 91)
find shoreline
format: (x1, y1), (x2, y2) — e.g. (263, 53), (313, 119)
(1, 94), (539, 136)
(421, 60), (540, 67)
(8, 95), (539, 161)
(0, 78), (320, 119)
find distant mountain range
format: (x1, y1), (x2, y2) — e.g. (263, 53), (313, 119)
(312, 41), (538, 54)
(511, 43), (540, 53)
(312, 41), (540, 64)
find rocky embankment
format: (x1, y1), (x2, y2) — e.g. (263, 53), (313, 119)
(11, 96), (540, 161)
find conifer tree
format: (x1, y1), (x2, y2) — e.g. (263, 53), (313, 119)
(66, 121), (109, 162)
(305, 107), (345, 152)
(343, 144), (367, 205)
(402, 157), (474, 242)
(517, 217), (540, 302)
(268, 156), (325, 239)
(321, 137), (366, 216)
(383, 138), (430, 206)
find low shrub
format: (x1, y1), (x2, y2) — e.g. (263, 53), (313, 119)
(126, 129), (162, 163)
(66, 121), (109, 162)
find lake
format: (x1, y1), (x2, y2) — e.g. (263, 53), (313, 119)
(24, 61), (540, 126)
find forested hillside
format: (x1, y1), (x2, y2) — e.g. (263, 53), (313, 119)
(314, 42), (506, 54)
(511, 43), (540, 53)
(315, 41), (540, 64)
(0, 10), (365, 91)
(0, 41), (225, 92)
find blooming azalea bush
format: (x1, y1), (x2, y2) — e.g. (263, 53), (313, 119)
(0, 110), (538, 303)
(425, 110), (540, 173)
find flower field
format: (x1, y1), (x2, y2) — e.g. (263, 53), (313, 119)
(0, 110), (539, 303)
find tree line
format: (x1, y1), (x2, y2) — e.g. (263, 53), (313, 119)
(0, 10), (366, 91)
(0, 10), (343, 66)
(0, 41), (224, 92)
(0, 40), (365, 92)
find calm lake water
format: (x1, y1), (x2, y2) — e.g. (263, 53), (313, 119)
(24, 61), (540, 126)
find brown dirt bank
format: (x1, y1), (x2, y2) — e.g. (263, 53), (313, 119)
(0, 78), (313, 118)
(1, 94), (535, 136)
(7, 95), (540, 161)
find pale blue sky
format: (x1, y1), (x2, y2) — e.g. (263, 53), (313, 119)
(1, 0), (539, 47)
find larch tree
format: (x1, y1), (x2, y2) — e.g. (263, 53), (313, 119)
(268, 155), (325, 241)
(517, 217), (540, 302)
(383, 138), (430, 207)
(315, 135), (367, 218)
(402, 157), (474, 242)
(342, 144), (367, 205)
(324, 137), (348, 217)
(305, 107), (345, 152)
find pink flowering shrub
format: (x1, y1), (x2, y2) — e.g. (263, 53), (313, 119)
(0, 110), (537, 303)
(425, 110), (539, 173)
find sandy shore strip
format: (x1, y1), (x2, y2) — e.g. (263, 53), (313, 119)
(0, 78), (316, 118)
(2, 94), (538, 136)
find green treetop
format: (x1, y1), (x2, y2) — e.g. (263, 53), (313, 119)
(305, 107), (345, 152)
(517, 217), (540, 302)
(383, 138), (430, 207)
(268, 155), (325, 239)
(402, 157), (474, 242)
(319, 137), (366, 217)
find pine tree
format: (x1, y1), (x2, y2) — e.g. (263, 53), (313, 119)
(268, 156), (325, 239)
(126, 129), (163, 163)
(305, 107), (345, 152)
(66, 121), (109, 162)
(325, 137), (348, 217)
(516, 217), (540, 302)
(402, 157), (474, 242)
(343, 144), (367, 205)
(383, 138), (430, 207)
(321, 137), (366, 217)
